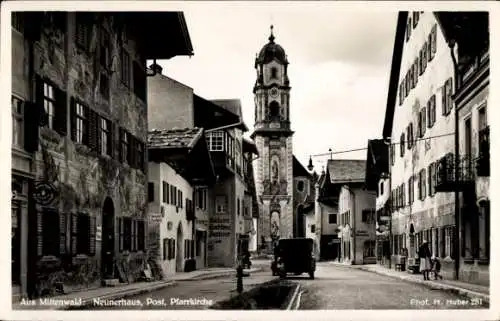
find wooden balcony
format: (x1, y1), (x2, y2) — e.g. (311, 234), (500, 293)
(435, 154), (475, 192)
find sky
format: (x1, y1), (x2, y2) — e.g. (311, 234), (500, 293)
(154, 3), (398, 173)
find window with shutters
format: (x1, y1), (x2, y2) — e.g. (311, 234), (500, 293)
(405, 72), (411, 97)
(421, 107), (427, 136)
(171, 186), (176, 206)
(12, 96), (24, 148)
(75, 15), (90, 51)
(402, 183), (406, 207)
(421, 168), (426, 199)
(100, 29), (110, 70)
(99, 73), (110, 100)
(137, 220), (145, 251)
(422, 42), (428, 73)
(399, 83), (403, 106)
(427, 95), (436, 128)
(100, 118), (112, 156)
(43, 83), (56, 129)
(418, 49), (424, 75)
(406, 17), (412, 41)
(178, 190), (183, 208)
(162, 181), (167, 203)
(216, 196), (226, 213)
(123, 217), (132, 251)
(237, 198), (240, 215)
(413, 59), (419, 87)
(390, 142), (395, 165)
(76, 213), (90, 255)
(407, 124), (413, 149)
(120, 129), (130, 164)
(442, 78), (453, 116)
(75, 102), (88, 144)
(400, 133), (405, 157)
(148, 182), (154, 203)
(121, 49), (130, 87)
(41, 210), (60, 257)
(428, 163), (435, 197)
(163, 238), (168, 260)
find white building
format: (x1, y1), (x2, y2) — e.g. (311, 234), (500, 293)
(148, 128), (216, 276)
(383, 12), (457, 276)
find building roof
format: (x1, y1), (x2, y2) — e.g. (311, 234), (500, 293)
(243, 137), (259, 155)
(210, 99), (249, 131)
(255, 26), (289, 66)
(148, 127), (203, 150)
(327, 159), (366, 183)
(293, 156), (311, 178)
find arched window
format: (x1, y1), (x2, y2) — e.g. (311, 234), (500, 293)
(297, 180), (305, 192)
(270, 67), (278, 79)
(269, 101), (280, 120)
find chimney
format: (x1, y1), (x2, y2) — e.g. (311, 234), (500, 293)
(149, 63), (163, 75)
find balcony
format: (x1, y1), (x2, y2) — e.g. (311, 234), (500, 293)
(476, 127), (490, 177)
(435, 154), (475, 192)
(457, 47), (489, 90)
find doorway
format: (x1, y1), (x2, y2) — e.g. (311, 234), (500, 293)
(176, 223), (184, 272)
(101, 198), (115, 279)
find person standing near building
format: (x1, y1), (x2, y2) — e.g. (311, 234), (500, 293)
(418, 240), (432, 280)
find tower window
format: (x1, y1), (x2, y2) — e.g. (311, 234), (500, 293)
(270, 67), (278, 79)
(269, 101), (280, 120)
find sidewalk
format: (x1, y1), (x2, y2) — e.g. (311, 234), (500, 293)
(326, 261), (489, 303)
(12, 267), (261, 310)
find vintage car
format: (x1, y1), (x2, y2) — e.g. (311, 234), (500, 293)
(271, 238), (316, 279)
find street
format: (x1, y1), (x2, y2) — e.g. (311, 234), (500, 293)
(84, 261), (488, 310)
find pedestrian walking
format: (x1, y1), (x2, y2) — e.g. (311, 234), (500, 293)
(418, 240), (432, 280)
(432, 256), (443, 280)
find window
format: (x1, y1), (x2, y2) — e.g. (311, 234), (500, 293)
(328, 213), (337, 224)
(137, 220), (145, 251)
(407, 123), (414, 149)
(270, 67), (278, 79)
(421, 169), (426, 200)
(406, 17), (412, 41)
(428, 163), (436, 197)
(478, 106), (487, 130)
(390, 142), (395, 166)
(100, 29), (110, 69)
(123, 217), (132, 251)
(207, 131), (224, 151)
(422, 42), (428, 72)
(12, 96), (23, 148)
(413, 59), (419, 87)
(364, 240), (376, 258)
(408, 176), (414, 205)
(75, 14), (90, 51)
(237, 198), (240, 216)
(178, 190), (183, 208)
(43, 83), (56, 129)
(442, 78), (453, 116)
(171, 186), (176, 206)
(427, 95), (436, 128)
(41, 210), (61, 257)
(379, 181), (384, 196)
(430, 25), (437, 60)
(162, 182), (168, 203)
(399, 83), (404, 106)
(311, 224), (316, 233)
(362, 209), (375, 224)
(120, 129), (130, 164)
(405, 72), (411, 97)
(445, 226), (455, 259)
(419, 49), (424, 75)
(12, 13), (24, 33)
(297, 180), (305, 192)
(196, 188), (208, 210)
(402, 183), (406, 207)
(400, 133), (405, 157)
(216, 196), (226, 213)
(148, 182), (154, 202)
(100, 118), (111, 156)
(76, 213), (90, 255)
(410, 64), (416, 89)
(99, 73), (109, 100)
(163, 238), (168, 260)
(121, 49), (130, 87)
(75, 102), (87, 144)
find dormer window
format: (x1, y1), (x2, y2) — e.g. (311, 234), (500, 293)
(270, 67), (278, 79)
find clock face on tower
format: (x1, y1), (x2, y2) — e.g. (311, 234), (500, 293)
(270, 88), (279, 98)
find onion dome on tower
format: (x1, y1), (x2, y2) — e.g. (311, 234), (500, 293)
(255, 25), (289, 67)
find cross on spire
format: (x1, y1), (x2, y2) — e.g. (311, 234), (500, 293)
(269, 24), (275, 43)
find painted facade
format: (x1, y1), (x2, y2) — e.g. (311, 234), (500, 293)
(252, 27), (294, 251)
(387, 12), (457, 277)
(10, 12), (193, 300)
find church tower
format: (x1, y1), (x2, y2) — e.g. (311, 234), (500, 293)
(252, 26), (294, 249)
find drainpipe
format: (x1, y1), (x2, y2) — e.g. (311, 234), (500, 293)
(449, 40), (460, 281)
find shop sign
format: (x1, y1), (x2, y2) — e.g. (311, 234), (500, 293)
(149, 213), (163, 224)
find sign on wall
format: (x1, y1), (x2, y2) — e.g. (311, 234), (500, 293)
(148, 213), (163, 224)
(96, 225), (102, 241)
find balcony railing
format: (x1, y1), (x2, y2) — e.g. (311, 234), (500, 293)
(476, 126), (490, 177)
(436, 154), (477, 192)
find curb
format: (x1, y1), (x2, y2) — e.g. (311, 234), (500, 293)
(349, 265), (490, 305)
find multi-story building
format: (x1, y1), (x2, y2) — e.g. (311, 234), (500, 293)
(10, 11), (193, 300)
(252, 27), (295, 250)
(365, 139), (391, 267)
(147, 70), (258, 267)
(383, 12), (457, 276)
(313, 160), (367, 261)
(434, 13), (490, 285)
(147, 128), (216, 277)
(336, 161), (377, 265)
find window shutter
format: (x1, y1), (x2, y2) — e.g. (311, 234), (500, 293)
(95, 113), (102, 153)
(418, 51), (423, 75)
(70, 97), (77, 141)
(88, 110), (98, 150)
(446, 78), (452, 113)
(422, 169), (427, 198)
(432, 95), (436, 125)
(59, 212), (67, 255)
(24, 102), (40, 152)
(71, 213), (78, 255)
(428, 164), (432, 196)
(119, 217), (124, 252)
(37, 211), (43, 256)
(422, 107), (427, 136)
(54, 87), (67, 136)
(173, 239), (176, 259)
(89, 215), (96, 256)
(399, 83), (403, 106)
(131, 220), (137, 252)
(422, 42), (428, 71)
(402, 183), (406, 206)
(442, 82), (447, 115)
(431, 25), (437, 55)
